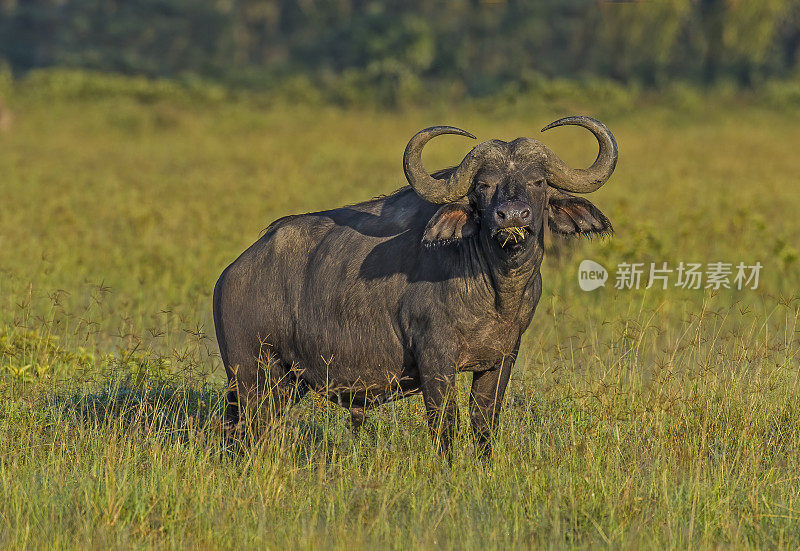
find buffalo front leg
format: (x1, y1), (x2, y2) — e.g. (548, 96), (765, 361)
(419, 365), (458, 459)
(470, 357), (513, 459)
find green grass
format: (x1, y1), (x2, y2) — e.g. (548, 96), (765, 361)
(1, 75), (800, 548)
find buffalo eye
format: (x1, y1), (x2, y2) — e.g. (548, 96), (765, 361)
(531, 178), (545, 188)
(475, 182), (491, 193)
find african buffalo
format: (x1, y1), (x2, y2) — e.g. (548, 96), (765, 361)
(213, 116), (617, 457)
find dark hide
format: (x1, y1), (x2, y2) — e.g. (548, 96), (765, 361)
(213, 142), (612, 458)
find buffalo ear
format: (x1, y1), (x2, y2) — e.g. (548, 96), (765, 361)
(547, 188), (613, 237)
(423, 201), (478, 246)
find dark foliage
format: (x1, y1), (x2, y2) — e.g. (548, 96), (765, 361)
(1, 0), (799, 96)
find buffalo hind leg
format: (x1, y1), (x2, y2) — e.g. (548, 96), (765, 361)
(228, 350), (305, 444)
(470, 358), (513, 459)
(349, 406), (365, 432)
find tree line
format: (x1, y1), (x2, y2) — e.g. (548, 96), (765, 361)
(1, 0), (799, 96)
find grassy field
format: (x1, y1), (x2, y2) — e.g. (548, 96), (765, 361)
(1, 75), (800, 548)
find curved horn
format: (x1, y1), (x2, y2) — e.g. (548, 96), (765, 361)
(403, 126), (480, 204)
(540, 116), (618, 193)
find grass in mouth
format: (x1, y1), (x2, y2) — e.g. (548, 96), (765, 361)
(498, 226), (528, 247)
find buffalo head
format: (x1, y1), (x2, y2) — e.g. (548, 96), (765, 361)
(403, 117), (617, 257)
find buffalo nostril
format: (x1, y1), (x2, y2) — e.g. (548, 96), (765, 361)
(496, 210), (506, 220)
(520, 209), (531, 220)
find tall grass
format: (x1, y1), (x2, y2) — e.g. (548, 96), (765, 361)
(1, 74), (800, 548)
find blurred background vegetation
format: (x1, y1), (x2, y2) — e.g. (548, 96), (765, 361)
(2, 0), (800, 106)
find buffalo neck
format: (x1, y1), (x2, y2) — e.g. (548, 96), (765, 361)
(461, 232), (543, 319)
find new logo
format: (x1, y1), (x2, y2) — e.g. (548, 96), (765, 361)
(578, 259), (608, 291)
